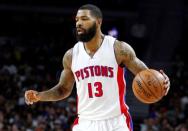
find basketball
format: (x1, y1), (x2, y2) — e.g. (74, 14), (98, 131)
(132, 69), (165, 104)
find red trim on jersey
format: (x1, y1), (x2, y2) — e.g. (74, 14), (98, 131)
(71, 95), (79, 130)
(117, 66), (132, 131)
(72, 117), (79, 129)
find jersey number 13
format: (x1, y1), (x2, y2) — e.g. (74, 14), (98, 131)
(88, 82), (103, 98)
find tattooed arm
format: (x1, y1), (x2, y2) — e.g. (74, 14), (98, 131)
(25, 49), (75, 104)
(114, 40), (148, 75)
(114, 40), (170, 95)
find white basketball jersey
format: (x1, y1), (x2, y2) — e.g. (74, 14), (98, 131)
(71, 35), (130, 120)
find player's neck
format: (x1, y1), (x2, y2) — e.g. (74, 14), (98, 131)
(84, 32), (104, 53)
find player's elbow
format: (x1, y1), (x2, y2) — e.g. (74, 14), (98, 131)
(62, 88), (72, 99)
(57, 86), (72, 100)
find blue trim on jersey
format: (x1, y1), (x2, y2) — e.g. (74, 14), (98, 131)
(130, 114), (134, 131)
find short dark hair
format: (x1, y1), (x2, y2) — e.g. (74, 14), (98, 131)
(79, 4), (103, 19)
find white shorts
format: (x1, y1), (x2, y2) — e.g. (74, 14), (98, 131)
(72, 114), (133, 131)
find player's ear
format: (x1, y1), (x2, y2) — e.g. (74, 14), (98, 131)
(97, 18), (102, 26)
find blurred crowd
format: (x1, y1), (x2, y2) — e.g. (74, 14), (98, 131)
(0, 36), (77, 131)
(0, 35), (187, 131)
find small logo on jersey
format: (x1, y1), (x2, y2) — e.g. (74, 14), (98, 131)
(74, 65), (114, 81)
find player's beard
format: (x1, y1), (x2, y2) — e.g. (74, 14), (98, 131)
(76, 22), (97, 42)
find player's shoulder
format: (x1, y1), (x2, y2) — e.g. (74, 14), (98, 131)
(64, 48), (73, 58)
(114, 40), (132, 52)
(73, 41), (81, 49)
(114, 39), (122, 48)
(114, 39), (131, 53)
(113, 39), (135, 65)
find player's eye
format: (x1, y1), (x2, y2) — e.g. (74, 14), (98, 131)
(81, 17), (89, 21)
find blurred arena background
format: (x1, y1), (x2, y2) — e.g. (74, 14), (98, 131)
(0, 0), (187, 130)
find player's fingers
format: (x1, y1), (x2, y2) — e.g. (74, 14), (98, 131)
(159, 69), (164, 75)
(165, 86), (170, 96)
(25, 98), (34, 105)
(25, 91), (30, 104)
(25, 98), (29, 105)
(25, 98), (33, 105)
(164, 76), (170, 87)
(159, 70), (170, 96)
(160, 70), (170, 87)
(25, 94), (31, 105)
(160, 70), (168, 79)
(25, 91), (28, 98)
(163, 80), (170, 96)
(163, 78), (169, 87)
(165, 80), (170, 93)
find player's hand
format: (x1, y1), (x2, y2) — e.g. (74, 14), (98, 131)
(160, 70), (170, 96)
(25, 90), (40, 105)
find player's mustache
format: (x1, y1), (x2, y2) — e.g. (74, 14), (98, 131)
(76, 25), (85, 30)
(76, 27), (86, 32)
(76, 26), (84, 29)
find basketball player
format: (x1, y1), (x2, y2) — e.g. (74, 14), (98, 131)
(25, 4), (170, 131)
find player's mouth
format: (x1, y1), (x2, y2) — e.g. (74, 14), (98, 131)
(77, 28), (85, 34)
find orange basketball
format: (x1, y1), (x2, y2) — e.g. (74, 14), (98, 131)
(132, 69), (165, 104)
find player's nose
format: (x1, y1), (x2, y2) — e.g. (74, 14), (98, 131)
(76, 20), (84, 28)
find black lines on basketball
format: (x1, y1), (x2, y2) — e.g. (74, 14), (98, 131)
(138, 73), (158, 99)
(133, 79), (150, 103)
(148, 70), (164, 98)
(132, 69), (165, 104)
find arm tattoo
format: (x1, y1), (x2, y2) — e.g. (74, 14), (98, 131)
(120, 48), (134, 61)
(116, 41), (148, 74)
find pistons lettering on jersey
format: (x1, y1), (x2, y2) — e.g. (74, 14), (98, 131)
(74, 65), (114, 81)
